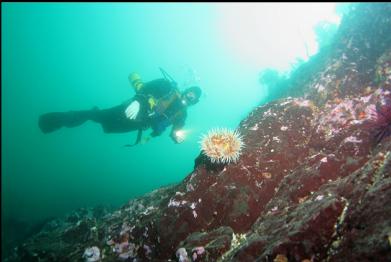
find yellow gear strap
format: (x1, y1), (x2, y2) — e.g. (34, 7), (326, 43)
(148, 97), (157, 110)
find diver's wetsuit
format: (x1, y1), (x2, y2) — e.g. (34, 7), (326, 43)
(38, 79), (187, 139)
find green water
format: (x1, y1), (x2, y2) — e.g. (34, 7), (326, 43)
(2, 2), (342, 252)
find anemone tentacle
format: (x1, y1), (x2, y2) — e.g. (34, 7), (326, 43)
(200, 128), (244, 164)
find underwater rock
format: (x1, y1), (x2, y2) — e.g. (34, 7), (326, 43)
(177, 226), (233, 261)
(5, 3), (391, 262)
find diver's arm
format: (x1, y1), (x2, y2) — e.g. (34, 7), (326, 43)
(150, 128), (165, 138)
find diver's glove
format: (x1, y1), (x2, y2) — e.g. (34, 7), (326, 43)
(125, 101), (140, 120)
(171, 130), (185, 144)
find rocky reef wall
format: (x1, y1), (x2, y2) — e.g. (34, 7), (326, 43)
(5, 3), (391, 262)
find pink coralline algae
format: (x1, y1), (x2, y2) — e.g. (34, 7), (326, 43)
(315, 88), (391, 143)
(113, 241), (136, 260)
(192, 246), (206, 261)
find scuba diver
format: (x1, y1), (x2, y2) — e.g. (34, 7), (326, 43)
(38, 69), (202, 145)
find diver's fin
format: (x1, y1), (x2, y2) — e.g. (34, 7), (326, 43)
(38, 112), (67, 133)
(38, 109), (96, 133)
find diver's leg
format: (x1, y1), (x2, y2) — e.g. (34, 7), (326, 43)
(89, 105), (142, 133)
(38, 108), (99, 133)
(38, 105), (143, 134)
